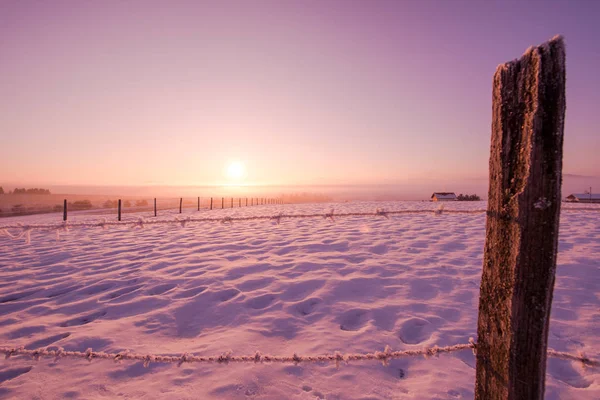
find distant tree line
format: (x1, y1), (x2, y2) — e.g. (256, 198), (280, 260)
(68, 200), (93, 210)
(457, 193), (481, 201)
(103, 199), (148, 208)
(4, 187), (51, 195)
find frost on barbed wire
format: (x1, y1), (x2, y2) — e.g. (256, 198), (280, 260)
(270, 213), (284, 225)
(324, 209), (335, 222)
(0, 342), (597, 369)
(375, 209), (390, 219)
(2, 227), (32, 244)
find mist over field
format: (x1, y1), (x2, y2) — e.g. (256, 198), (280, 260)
(3, 173), (599, 201)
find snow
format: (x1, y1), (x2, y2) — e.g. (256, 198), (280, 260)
(0, 201), (598, 399)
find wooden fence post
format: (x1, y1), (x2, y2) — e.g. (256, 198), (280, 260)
(246, 198), (248, 206)
(154, 198), (157, 217)
(179, 198), (182, 214)
(210, 197), (213, 210)
(221, 197), (224, 209)
(63, 199), (67, 221)
(239, 198), (241, 207)
(198, 196), (200, 211)
(231, 197), (233, 208)
(475, 36), (565, 400)
(118, 199), (122, 221)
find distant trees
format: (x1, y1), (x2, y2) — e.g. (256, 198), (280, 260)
(11, 188), (51, 195)
(103, 200), (118, 208)
(0, 186), (4, 194)
(103, 199), (148, 208)
(457, 193), (481, 201)
(68, 200), (92, 210)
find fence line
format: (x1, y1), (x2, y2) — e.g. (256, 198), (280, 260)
(0, 197), (283, 220)
(1, 206), (597, 235)
(0, 341), (596, 369)
(0, 208), (485, 236)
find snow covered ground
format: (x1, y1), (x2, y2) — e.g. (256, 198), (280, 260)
(0, 201), (598, 399)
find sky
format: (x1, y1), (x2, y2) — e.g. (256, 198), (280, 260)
(1, 0), (599, 193)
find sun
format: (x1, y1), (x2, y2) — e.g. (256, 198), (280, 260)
(225, 161), (246, 181)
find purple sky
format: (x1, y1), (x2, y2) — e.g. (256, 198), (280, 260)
(1, 0), (598, 189)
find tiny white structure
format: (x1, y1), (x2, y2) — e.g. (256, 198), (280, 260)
(565, 193), (600, 203)
(431, 192), (457, 201)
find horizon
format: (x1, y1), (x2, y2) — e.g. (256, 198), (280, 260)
(1, 172), (599, 201)
(2, 0), (600, 189)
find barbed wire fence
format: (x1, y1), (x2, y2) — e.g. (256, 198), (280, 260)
(1, 340), (597, 369)
(0, 207), (488, 244)
(1, 205), (598, 245)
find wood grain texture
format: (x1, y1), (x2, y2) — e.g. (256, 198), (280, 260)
(475, 36), (566, 400)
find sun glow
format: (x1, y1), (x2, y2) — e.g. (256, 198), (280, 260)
(225, 161), (247, 181)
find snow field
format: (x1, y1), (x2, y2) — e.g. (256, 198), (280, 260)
(0, 201), (598, 399)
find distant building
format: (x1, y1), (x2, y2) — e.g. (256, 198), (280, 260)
(565, 193), (600, 203)
(431, 192), (457, 201)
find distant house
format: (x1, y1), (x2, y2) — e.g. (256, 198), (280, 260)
(431, 192), (457, 201)
(565, 193), (600, 203)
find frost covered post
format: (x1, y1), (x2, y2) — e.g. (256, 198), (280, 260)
(475, 36), (565, 400)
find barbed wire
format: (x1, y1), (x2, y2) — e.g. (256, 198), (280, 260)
(0, 208), (485, 244)
(1, 206), (597, 244)
(0, 208), (484, 231)
(0, 342), (475, 367)
(547, 349), (599, 367)
(2, 204), (597, 230)
(1, 340), (597, 369)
